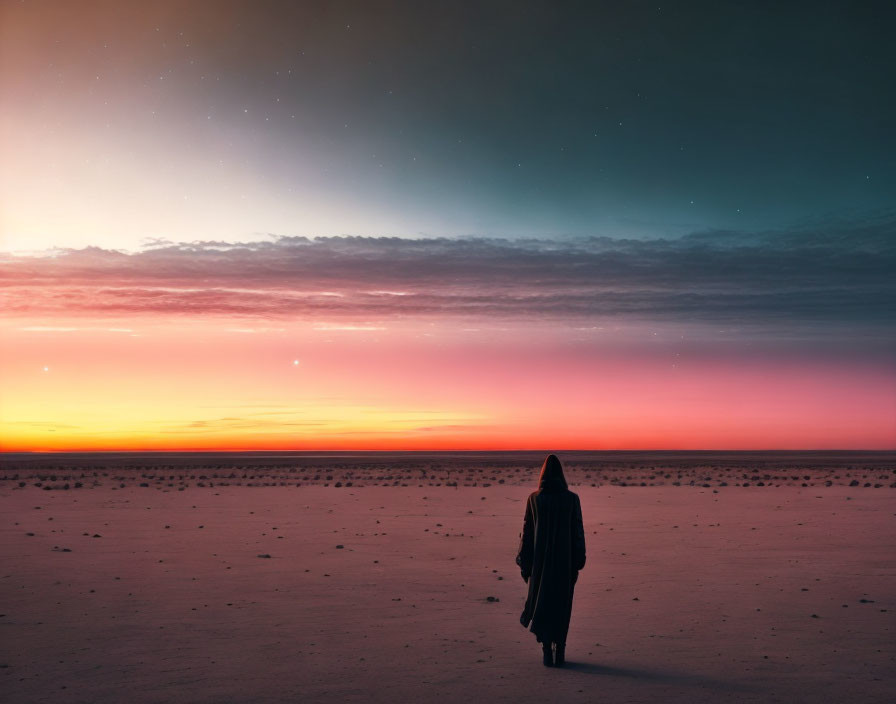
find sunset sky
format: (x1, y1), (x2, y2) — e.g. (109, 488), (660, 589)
(1, 1), (894, 450)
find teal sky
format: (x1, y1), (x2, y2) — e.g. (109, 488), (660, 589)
(1, 1), (893, 251)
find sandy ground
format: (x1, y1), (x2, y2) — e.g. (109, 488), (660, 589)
(1, 480), (894, 703)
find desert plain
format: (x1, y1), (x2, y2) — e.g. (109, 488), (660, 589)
(1, 451), (894, 703)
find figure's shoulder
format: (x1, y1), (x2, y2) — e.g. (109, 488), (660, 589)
(567, 490), (581, 503)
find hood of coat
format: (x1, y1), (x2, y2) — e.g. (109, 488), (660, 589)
(538, 454), (568, 492)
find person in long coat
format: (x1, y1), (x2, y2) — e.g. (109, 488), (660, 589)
(516, 454), (586, 667)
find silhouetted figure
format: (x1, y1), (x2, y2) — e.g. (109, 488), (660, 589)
(516, 454), (586, 667)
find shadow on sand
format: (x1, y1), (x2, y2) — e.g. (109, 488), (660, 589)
(562, 661), (756, 693)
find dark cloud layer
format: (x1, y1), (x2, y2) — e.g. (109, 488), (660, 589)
(3, 214), (894, 329)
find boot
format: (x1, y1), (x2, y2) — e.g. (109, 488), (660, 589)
(554, 642), (565, 667)
(542, 642), (553, 667)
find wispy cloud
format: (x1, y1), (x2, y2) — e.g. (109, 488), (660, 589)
(2, 213), (893, 329)
(312, 323), (387, 331)
(158, 416), (330, 434)
(18, 325), (135, 333)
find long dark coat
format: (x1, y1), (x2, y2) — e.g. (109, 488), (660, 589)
(516, 455), (586, 644)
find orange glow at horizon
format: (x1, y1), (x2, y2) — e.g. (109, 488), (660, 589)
(2, 319), (894, 452)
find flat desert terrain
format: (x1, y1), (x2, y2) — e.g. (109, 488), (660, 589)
(1, 452), (894, 703)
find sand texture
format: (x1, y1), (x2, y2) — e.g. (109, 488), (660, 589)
(1, 452), (894, 703)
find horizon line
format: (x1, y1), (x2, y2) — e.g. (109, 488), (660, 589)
(2, 448), (894, 455)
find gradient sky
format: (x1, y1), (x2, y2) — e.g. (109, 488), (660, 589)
(1, 1), (894, 450)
